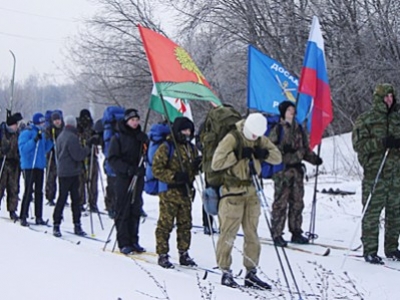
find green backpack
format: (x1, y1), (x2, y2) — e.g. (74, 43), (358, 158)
(200, 106), (243, 188)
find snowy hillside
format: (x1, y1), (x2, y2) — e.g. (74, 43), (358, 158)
(1, 132), (400, 300)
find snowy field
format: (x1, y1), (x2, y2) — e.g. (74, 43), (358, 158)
(1, 132), (399, 300)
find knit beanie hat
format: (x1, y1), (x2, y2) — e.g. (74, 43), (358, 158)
(278, 101), (295, 119)
(243, 113), (267, 140)
(124, 109), (140, 122)
(64, 115), (77, 128)
(32, 113), (45, 125)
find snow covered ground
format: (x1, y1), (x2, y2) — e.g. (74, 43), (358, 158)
(1, 132), (399, 300)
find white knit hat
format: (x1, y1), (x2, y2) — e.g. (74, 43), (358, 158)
(243, 113), (267, 140)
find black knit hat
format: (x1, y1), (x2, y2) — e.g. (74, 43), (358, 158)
(124, 108), (140, 121)
(79, 109), (92, 119)
(51, 111), (62, 121)
(173, 117), (194, 136)
(278, 101), (295, 118)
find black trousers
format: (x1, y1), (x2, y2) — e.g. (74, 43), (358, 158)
(114, 175), (144, 249)
(20, 169), (44, 220)
(53, 176), (81, 225)
(202, 205), (214, 228)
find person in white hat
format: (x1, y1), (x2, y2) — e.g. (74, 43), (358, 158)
(211, 112), (282, 289)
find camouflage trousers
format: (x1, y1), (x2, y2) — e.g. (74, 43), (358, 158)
(0, 160), (19, 212)
(271, 167), (305, 238)
(216, 186), (261, 272)
(361, 174), (400, 256)
(155, 189), (192, 255)
(45, 156), (57, 201)
(78, 159), (99, 208)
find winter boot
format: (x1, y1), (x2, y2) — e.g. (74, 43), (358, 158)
(20, 218), (28, 227)
(364, 253), (384, 264)
(132, 243), (146, 253)
(74, 223), (87, 236)
(221, 270), (239, 288)
(244, 269), (272, 290)
(120, 246), (134, 255)
(385, 249), (400, 261)
(273, 236), (288, 247)
(179, 251), (197, 267)
(158, 254), (174, 269)
(35, 217), (48, 225)
(53, 225), (62, 238)
(9, 211), (19, 221)
(291, 233), (309, 244)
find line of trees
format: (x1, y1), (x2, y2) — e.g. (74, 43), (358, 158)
(63, 0), (400, 134)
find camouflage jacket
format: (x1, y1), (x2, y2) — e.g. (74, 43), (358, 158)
(152, 135), (199, 187)
(269, 119), (320, 167)
(0, 122), (20, 163)
(211, 120), (282, 190)
(352, 83), (400, 179)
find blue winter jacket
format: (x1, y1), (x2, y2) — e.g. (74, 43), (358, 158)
(18, 125), (53, 170)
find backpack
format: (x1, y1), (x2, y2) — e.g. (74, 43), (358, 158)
(102, 106), (125, 176)
(144, 123), (174, 195)
(200, 106), (243, 188)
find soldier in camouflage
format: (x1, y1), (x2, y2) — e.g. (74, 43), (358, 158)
(45, 111), (64, 206)
(212, 113), (282, 289)
(352, 83), (400, 264)
(152, 117), (201, 269)
(0, 113), (23, 220)
(269, 101), (323, 247)
(77, 109), (100, 212)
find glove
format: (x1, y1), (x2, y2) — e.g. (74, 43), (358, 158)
(174, 171), (190, 184)
(127, 166), (135, 177)
(235, 147), (253, 159)
(137, 132), (148, 143)
(382, 136), (400, 148)
(315, 156), (323, 166)
(283, 144), (296, 154)
(34, 131), (42, 142)
(192, 156), (202, 171)
(254, 147), (269, 159)
(87, 135), (100, 147)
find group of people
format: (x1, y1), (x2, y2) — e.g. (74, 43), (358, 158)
(4, 83), (398, 289)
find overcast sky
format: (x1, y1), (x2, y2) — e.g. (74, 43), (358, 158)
(0, 0), (97, 84)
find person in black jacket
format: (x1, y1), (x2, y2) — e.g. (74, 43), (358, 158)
(108, 108), (148, 254)
(52, 115), (97, 237)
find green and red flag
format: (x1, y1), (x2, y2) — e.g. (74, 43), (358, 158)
(138, 25), (221, 106)
(149, 85), (193, 121)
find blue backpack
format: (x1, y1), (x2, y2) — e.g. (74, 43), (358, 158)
(102, 106), (125, 176)
(261, 115), (285, 178)
(144, 123), (175, 195)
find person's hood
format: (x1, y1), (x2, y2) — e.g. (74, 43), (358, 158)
(373, 83), (396, 114)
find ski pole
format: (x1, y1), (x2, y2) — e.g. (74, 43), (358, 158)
(249, 160), (302, 300)
(341, 148), (390, 269)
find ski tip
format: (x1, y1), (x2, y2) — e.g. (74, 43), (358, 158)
(323, 248), (331, 256)
(202, 271), (208, 280)
(77, 241), (81, 245)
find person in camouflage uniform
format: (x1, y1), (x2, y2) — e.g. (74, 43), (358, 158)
(152, 117), (201, 269)
(352, 83), (400, 264)
(0, 113), (23, 220)
(77, 109), (100, 212)
(45, 111), (64, 206)
(211, 112), (282, 289)
(269, 101), (323, 247)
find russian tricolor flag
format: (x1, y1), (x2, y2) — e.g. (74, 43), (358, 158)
(298, 16), (333, 150)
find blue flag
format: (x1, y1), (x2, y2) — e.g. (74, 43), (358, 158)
(247, 45), (312, 124)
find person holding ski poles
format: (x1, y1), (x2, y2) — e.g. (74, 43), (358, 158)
(18, 113), (53, 227)
(0, 112), (23, 221)
(107, 109), (148, 255)
(269, 101), (323, 247)
(211, 113), (281, 289)
(352, 83), (400, 264)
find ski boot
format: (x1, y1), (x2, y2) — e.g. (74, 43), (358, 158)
(179, 251), (197, 267)
(20, 218), (28, 227)
(244, 269), (272, 290)
(386, 250), (400, 261)
(74, 223), (87, 236)
(132, 243), (146, 253)
(221, 270), (239, 288)
(9, 211), (19, 221)
(35, 217), (48, 225)
(291, 233), (309, 244)
(364, 253), (384, 264)
(273, 236), (288, 247)
(47, 200), (56, 206)
(120, 246), (134, 255)
(53, 225), (62, 238)
(158, 254), (174, 269)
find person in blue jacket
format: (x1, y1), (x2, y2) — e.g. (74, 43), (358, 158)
(18, 112), (53, 226)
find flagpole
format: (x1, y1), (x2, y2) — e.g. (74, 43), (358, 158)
(307, 143), (321, 243)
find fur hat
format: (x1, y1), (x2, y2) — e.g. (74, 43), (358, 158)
(278, 101), (295, 119)
(79, 109), (92, 120)
(6, 113), (21, 126)
(32, 113), (45, 125)
(64, 115), (77, 128)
